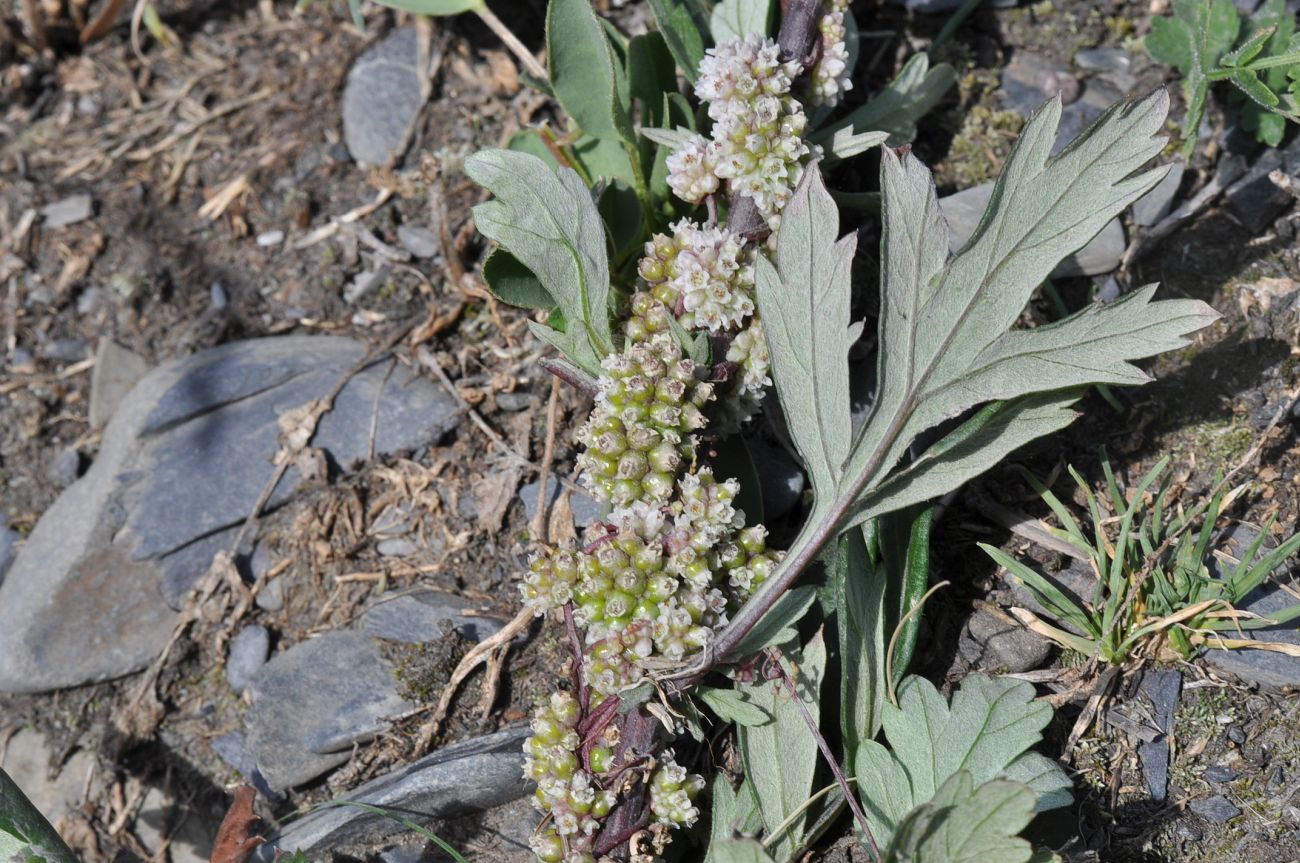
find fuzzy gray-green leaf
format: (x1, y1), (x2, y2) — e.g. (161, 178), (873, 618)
(885, 773), (1039, 863)
(1, 769), (79, 863)
(848, 393), (1081, 527)
(754, 165), (859, 502)
(738, 631), (825, 860)
(468, 149), (613, 374)
(547, 0), (633, 143)
(844, 90), (1215, 518)
(854, 674), (1071, 847)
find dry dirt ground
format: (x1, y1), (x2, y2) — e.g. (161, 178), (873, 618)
(3, 0), (1300, 861)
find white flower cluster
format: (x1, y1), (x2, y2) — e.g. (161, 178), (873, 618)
(725, 318), (772, 403)
(638, 219), (756, 333)
(810, 0), (853, 107)
(667, 35), (810, 219)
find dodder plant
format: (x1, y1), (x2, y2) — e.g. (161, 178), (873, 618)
(464, 1), (1218, 861)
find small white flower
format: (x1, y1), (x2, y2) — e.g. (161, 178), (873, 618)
(666, 134), (720, 204)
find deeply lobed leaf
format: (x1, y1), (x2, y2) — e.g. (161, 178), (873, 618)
(854, 675), (1072, 849)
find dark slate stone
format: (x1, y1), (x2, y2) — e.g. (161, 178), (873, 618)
(1136, 669), (1181, 802)
(939, 183), (1125, 277)
(342, 28), (432, 168)
(1224, 140), (1300, 233)
(361, 590), (506, 643)
(519, 477), (604, 528)
(960, 607), (1052, 673)
(0, 337), (459, 694)
(1133, 162), (1185, 227)
(1202, 525), (1300, 688)
(253, 726), (532, 859)
(999, 53), (1079, 118)
(1190, 795), (1241, 824)
(1205, 765), (1238, 784)
(244, 631), (414, 790)
(227, 625), (271, 695)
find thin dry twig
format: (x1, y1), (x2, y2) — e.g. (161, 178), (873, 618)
(415, 346), (587, 497)
(531, 376), (563, 542)
(414, 605), (534, 752)
(473, 5), (547, 80)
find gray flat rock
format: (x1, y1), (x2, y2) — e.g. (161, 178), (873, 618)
(362, 590), (506, 643)
(940, 182), (1125, 277)
(89, 340), (150, 428)
(1074, 47), (1132, 75)
(1203, 578), (1300, 687)
(397, 225), (441, 259)
(1133, 162), (1184, 227)
(1224, 139), (1300, 233)
(0, 729), (97, 829)
(342, 28), (433, 168)
(244, 631), (414, 790)
(254, 726), (531, 859)
(0, 336), (459, 693)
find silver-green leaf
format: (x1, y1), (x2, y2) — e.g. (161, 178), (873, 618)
(812, 53), (955, 146)
(738, 630), (826, 860)
(467, 149), (614, 375)
(854, 675), (1072, 849)
(885, 772), (1040, 863)
(754, 165), (860, 505)
(843, 90), (1217, 522)
(699, 687), (771, 726)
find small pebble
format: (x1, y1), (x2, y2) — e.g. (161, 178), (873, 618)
(39, 338), (89, 363)
(495, 391), (533, 412)
(210, 283), (228, 310)
(76, 288), (102, 316)
(227, 625), (271, 695)
(41, 194), (93, 229)
(255, 577), (285, 613)
(1204, 765), (1237, 784)
(397, 225), (441, 259)
(257, 230), (285, 247)
(1227, 726), (1246, 746)
(376, 537), (417, 557)
(47, 448), (81, 489)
